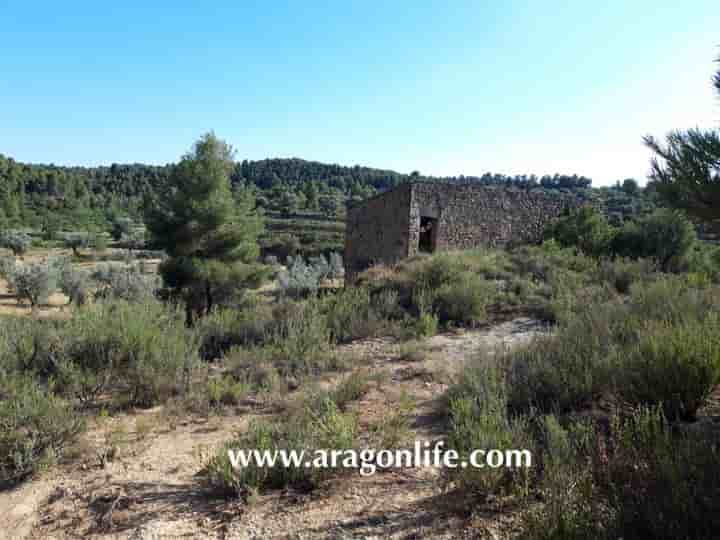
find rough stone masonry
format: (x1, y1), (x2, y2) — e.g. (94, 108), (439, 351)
(345, 182), (578, 280)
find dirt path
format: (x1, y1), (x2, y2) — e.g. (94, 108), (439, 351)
(1, 318), (544, 540)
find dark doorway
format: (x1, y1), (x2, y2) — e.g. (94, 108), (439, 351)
(419, 216), (438, 253)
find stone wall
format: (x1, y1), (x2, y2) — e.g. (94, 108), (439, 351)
(344, 183), (412, 278)
(345, 182), (577, 279)
(407, 183), (574, 256)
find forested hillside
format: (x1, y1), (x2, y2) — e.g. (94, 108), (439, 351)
(0, 152), (660, 257)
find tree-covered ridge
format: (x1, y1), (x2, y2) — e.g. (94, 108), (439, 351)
(0, 151), (650, 236)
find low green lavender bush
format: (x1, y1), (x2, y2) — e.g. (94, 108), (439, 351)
(614, 317), (720, 421)
(321, 286), (391, 343)
(201, 392), (358, 497)
(196, 301), (274, 360)
(444, 359), (535, 498)
(329, 371), (371, 410)
(58, 299), (199, 407)
(269, 299), (333, 376)
(433, 271), (494, 325)
(205, 375), (251, 409)
(521, 407), (720, 540)
(0, 374), (84, 486)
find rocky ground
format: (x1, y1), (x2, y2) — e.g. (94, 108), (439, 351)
(0, 318), (546, 540)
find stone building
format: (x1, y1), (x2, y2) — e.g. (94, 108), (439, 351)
(345, 182), (577, 279)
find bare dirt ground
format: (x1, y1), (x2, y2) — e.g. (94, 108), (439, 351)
(0, 319), (545, 540)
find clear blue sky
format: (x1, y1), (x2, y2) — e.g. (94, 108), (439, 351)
(1, 1), (718, 186)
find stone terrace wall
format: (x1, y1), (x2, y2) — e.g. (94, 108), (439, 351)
(345, 183), (413, 277)
(408, 183), (574, 256)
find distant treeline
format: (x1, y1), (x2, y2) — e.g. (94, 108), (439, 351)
(0, 152), (637, 233)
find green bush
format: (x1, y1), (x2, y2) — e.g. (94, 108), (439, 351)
(0, 374), (83, 486)
(270, 299), (332, 376)
(0, 256), (15, 280)
(444, 360), (535, 498)
(509, 278), (720, 415)
(595, 257), (654, 294)
(414, 311), (438, 337)
(413, 253), (467, 290)
(206, 375), (250, 409)
(433, 272), (493, 325)
(507, 316), (615, 414)
(57, 299), (199, 407)
(602, 408), (720, 539)
(53, 257), (90, 306)
(614, 317), (720, 420)
(613, 209), (697, 272)
(91, 263), (157, 302)
(227, 347), (284, 394)
(201, 393), (357, 497)
(546, 206), (615, 257)
(196, 301), (273, 360)
(520, 407), (720, 540)
(330, 371), (371, 410)
(519, 415), (598, 540)
(322, 286), (389, 343)
(6, 261), (57, 307)
(0, 230), (32, 257)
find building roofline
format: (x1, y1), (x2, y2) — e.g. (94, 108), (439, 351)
(347, 180), (578, 209)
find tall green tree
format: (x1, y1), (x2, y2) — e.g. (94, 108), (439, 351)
(144, 133), (264, 323)
(644, 55), (720, 231)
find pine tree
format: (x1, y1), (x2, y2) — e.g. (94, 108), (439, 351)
(644, 55), (720, 231)
(144, 133), (263, 323)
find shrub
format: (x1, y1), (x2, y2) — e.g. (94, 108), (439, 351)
(206, 375), (250, 409)
(413, 253), (466, 291)
(328, 252), (344, 278)
(0, 316), (54, 376)
(228, 348), (284, 394)
(330, 371), (371, 410)
(369, 390), (415, 448)
(0, 255), (15, 280)
(614, 317), (720, 420)
(0, 374), (83, 486)
(63, 232), (89, 257)
(270, 299), (332, 376)
(520, 407), (720, 540)
(201, 393), (357, 497)
(595, 257), (654, 294)
(509, 277), (720, 415)
(278, 255), (322, 298)
(54, 257), (90, 306)
(546, 206), (615, 257)
(322, 286), (384, 343)
(602, 407), (720, 539)
(433, 272), (493, 325)
(6, 261), (57, 307)
(91, 263), (157, 302)
(507, 298), (624, 414)
(0, 230), (32, 257)
(613, 209), (697, 271)
(58, 299), (199, 407)
(197, 302), (273, 360)
(444, 360), (535, 498)
(414, 311), (439, 337)
(371, 288), (400, 320)
(92, 233), (109, 253)
(518, 417), (600, 540)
